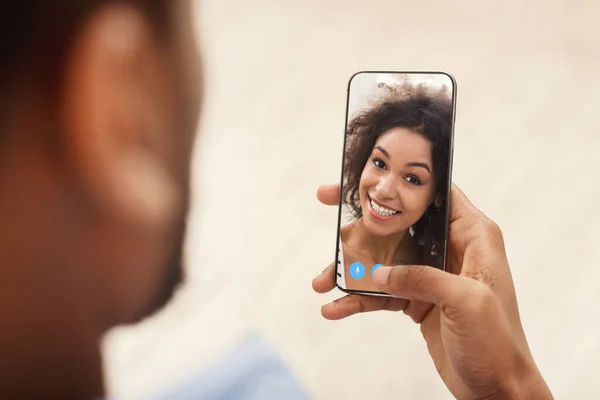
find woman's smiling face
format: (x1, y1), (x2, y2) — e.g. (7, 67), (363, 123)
(358, 127), (436, 237)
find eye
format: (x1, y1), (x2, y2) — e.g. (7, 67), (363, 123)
(405, 175), (422, 185)
(373, 158), (387, 170)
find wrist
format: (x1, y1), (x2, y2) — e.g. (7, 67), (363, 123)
(491, 356), (552, 400)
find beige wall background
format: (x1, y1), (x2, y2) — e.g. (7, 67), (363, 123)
(103, 1), (600, 399)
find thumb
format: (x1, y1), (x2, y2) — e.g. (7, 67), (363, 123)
(373, 265), (468, 307)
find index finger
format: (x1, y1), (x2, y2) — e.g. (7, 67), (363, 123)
(449, 184), (478, 223)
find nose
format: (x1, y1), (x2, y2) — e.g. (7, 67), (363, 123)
(375, 174), (397, 200)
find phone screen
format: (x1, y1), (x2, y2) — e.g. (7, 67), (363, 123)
(335, 71), (456, 296)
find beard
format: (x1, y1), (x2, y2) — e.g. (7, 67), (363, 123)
(131, 215), (187, 323)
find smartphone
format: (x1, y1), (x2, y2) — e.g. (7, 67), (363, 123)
(335, 71), (456, 296)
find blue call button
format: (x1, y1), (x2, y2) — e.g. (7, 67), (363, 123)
(372, 263), (383, 275)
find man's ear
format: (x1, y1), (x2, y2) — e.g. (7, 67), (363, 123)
(61, 4), (177, 226)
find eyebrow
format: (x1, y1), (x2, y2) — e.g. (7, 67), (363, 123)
(407, 162), (431, 174)
(374, 146), (390, 158)
(374, 146), (432, 173)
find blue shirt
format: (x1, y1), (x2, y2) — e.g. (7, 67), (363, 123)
(146, 334), (311, 400)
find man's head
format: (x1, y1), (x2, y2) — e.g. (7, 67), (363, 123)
(0, 0), (201, 330)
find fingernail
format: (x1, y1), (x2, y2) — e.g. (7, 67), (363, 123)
(373, 267), (392, 285)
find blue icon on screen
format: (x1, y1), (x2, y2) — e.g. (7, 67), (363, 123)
(349, 262), (365, 280)
(372, 263), (383, 275)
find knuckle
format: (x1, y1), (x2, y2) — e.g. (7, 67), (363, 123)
(413, 302), (432, 324)
(350, 295), (367, 314)
(382, 296), (405, 313)
(404, 265), (429, 292)
(462, 266), (496, 290)
(481, 218), (504, 241)
(468, 216), (506, 251)
(465, 282), (495, 314)
(382, 296), (393, 312)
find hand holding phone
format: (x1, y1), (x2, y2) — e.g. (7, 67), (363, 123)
(313, 183), (553, 400)
(335, 71), (456, 296)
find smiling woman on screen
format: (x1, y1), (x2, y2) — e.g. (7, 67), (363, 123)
(339, 82), (452, 292)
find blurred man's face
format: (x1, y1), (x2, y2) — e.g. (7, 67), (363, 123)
(58, 0), (202, 325)
(132, 0), (203, 320)
(131, 0), (203, 320)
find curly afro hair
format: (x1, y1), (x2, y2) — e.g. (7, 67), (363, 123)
(342, 79), (453, 268)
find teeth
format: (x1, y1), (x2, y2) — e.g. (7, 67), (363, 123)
(370, 199), (398, 217)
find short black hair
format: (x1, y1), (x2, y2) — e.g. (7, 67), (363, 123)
(0, 1), (169, 125)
